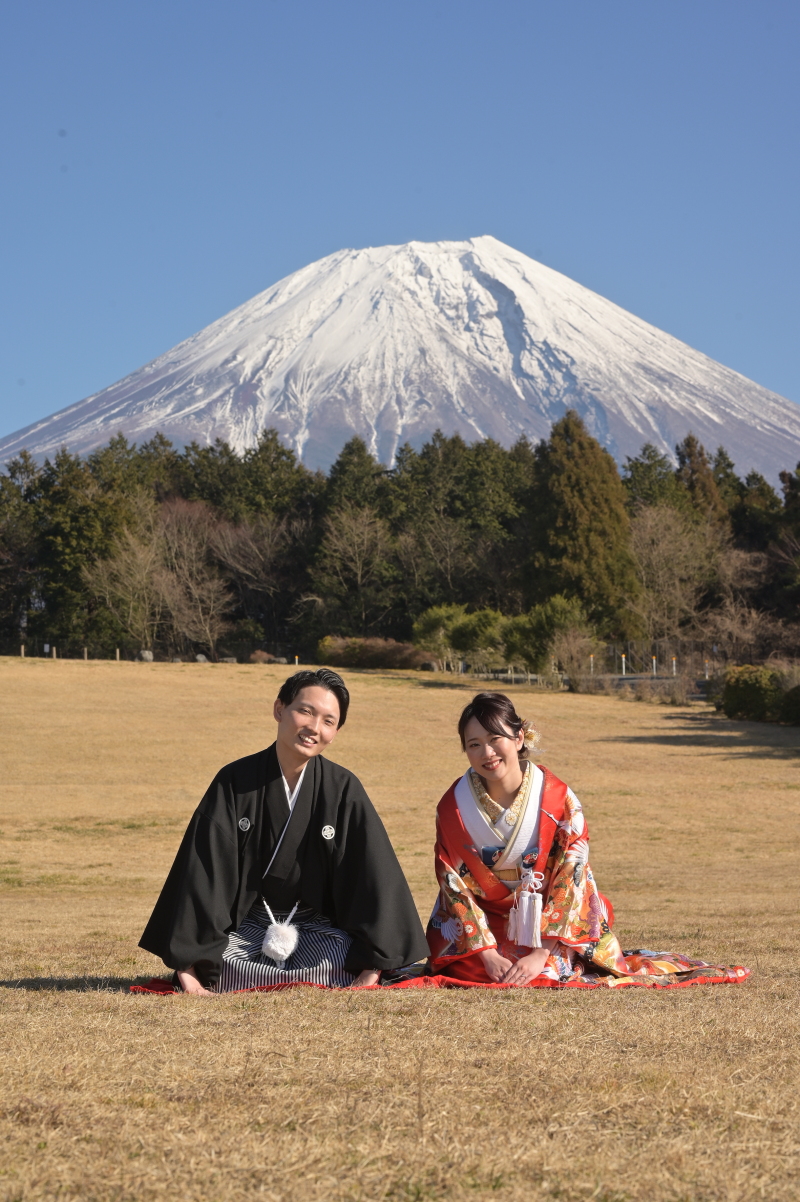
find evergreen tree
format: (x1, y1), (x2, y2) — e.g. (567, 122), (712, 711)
(35, 449), (130, 651)
(623, 443), (686, 510)
(86, 434), (141, 495)
(779, 462), (800, 531)
(133, 433), (185, 497)
(179, 438), (249, 518)
(731, 472), (783, 549)
(325, 437), (385, 511)
(242, 429), (322, 518)
(0, 452), (41, 647)
(179, 429), (319, 520)
(526, 410), (639, 631)
(712, 447), (745, 511)
(675, 434), (728, 522)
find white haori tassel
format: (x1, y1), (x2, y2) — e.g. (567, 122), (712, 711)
(508, 870), (544, 949)
(261, 901), (300, 965)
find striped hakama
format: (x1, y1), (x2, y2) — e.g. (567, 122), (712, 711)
(216, 902), (355, 991)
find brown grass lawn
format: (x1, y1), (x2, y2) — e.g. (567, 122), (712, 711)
(1, 658), (799, 1202)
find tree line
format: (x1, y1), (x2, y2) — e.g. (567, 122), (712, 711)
(0, 413), (798, 668)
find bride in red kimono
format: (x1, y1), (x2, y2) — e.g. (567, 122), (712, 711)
(426, 692), (748, 989)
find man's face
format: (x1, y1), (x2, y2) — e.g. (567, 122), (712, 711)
(273, 686), (340, 762)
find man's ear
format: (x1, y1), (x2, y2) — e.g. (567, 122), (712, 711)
(273, 698), (284, 723)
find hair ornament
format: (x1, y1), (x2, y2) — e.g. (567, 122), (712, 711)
(521, 719), (540, 754)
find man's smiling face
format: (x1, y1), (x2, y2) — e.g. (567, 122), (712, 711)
(273, 685), (341, 764)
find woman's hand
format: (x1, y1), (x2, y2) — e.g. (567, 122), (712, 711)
(177, 967), (215, 996)
(351, 969), (381, 988)
(498, 946), (550, 986)
(478, 947), (515, 982)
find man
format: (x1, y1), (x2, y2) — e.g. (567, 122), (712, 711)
(140, 668), (427, 992)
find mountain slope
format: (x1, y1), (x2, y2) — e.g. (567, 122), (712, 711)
(2, 235), (798, 480)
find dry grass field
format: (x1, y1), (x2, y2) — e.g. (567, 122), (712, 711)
(1, 658), (799, 1202)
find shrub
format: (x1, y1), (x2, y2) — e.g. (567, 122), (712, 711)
(721, 665), (783, 722)
(411, 604), (467, 671)
(249, 649), (276, 664)
(317, 635), (427, 670)
(779, 685), (800, 726)
(632, 676), (692, 705)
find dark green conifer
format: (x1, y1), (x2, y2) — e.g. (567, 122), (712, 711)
(526, 410), (639, 631)
(675, 434), (727, 522)
(325, 437), (385, 512)
(731, 472), (783, 549)
(779, 462), (800, 530)
(623, 443), (686, 511)
(712, 447), (745, 511)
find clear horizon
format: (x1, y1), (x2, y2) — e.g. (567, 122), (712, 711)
(1, 0), (798, 446)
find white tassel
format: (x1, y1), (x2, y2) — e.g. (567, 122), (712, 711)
(261, 901), (299, 965)
(508, 870), (544, 949)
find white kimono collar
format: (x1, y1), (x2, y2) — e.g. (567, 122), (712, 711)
(454, 762), (543, 871)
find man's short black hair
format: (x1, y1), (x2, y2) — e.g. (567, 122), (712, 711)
(277, 669), (350, 728)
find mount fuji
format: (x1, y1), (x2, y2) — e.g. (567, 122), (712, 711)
(3, 235), (799, 481)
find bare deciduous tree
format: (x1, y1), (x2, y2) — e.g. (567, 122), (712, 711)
(551, 626), (603, 693)
(704, 598), (782, 663)
(82, 493), (165, 650)
(158, 500), (234, 658)
(627, 504), (717, 641)
(421, 514), (473, 597)
(313, 504), (395, 634)
(212, 513), (287, 603)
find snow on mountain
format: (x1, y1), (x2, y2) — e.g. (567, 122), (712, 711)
(2, 235), (799, 481)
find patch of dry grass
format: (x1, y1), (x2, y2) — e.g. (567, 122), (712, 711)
(1, 657), (799, 1201)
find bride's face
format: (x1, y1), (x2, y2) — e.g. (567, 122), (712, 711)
(462, 717), (524, 788)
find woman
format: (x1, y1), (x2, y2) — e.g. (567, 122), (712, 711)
(139, 668), (428, 993)
(426, 692), (748, 989)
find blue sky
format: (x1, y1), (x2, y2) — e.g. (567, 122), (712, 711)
(1, 0), (798, 441)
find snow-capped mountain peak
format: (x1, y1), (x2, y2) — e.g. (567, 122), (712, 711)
(2, 235), (798, 481)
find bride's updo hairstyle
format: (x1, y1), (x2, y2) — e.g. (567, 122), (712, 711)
(457, 692), (540, 762)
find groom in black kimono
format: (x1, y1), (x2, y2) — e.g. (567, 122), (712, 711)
(139, 668), (427, 992)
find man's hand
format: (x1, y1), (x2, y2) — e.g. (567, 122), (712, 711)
(177, 967), (215, 996)
(498, 946), (550, 986)
(478, 947), (514, 982)
(351, 968), (381, 988)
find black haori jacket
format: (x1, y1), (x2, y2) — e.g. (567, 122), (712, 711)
(139, 744), (428, 986)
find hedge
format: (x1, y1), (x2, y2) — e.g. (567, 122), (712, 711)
(721, 665), (784, 722)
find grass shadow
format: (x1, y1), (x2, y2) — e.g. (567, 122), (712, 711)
(413, 678), (556, 692)
(601, 711), (800, 759)
(0, 975), (141, 993)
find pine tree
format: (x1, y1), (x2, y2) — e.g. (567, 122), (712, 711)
(36, 449), (130, 651)
(779, 462), (800, 531)
(712, 447), (745, 511)
(623, 443), (686, 511)
(526, 410), (639, 631)
(325, 437), (385, 511)
(731, 472), (783, 549)
(675, 434), (727, 522)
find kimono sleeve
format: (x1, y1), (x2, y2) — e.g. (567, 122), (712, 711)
(138, 772), (241, 987)
(540, 788), (605, 947)
(328, 776), (429, 974)
(426, 816), (496, 965)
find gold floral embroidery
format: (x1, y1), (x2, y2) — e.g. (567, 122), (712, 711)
(471, 763), (529, 828)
